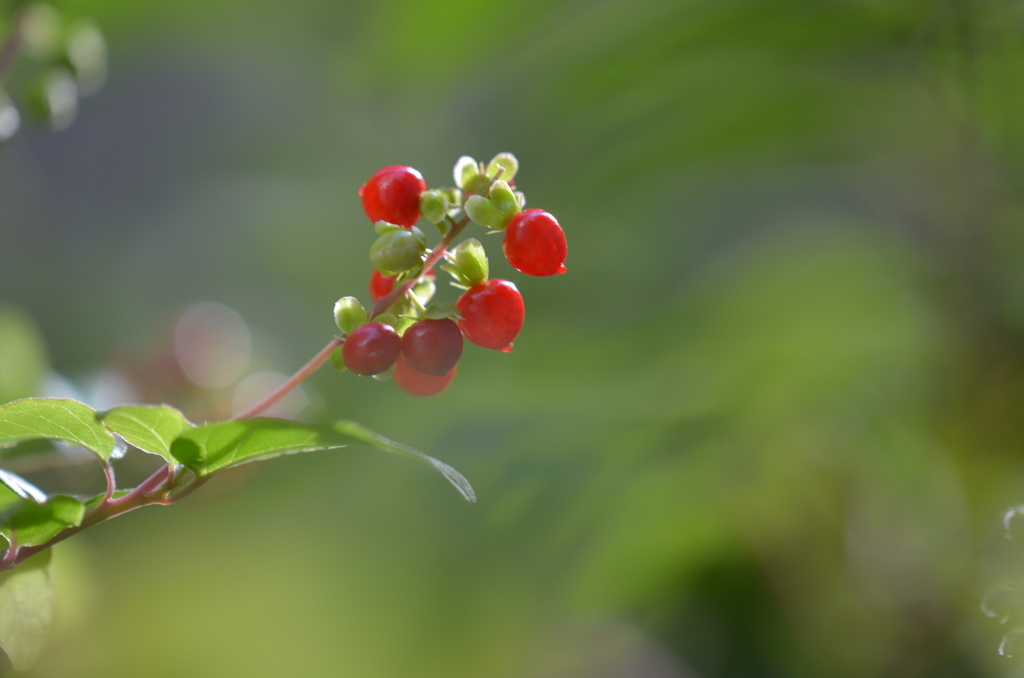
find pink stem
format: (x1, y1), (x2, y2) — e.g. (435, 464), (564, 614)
(369, 216), (470, 318)
(101, 463), (116, 505)
(233, 337), (344, 420)
(109, 463), (169, 506)
(1, 535), (18, 570)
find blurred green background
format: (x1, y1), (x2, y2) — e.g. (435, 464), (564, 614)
(5, 0), (1024, 675)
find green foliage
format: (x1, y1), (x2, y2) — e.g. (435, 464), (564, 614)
(169, 418), (475, 501)
(2, 496), (85, 547)
(0, 398), (116, 462)
(0, 551), (52, 672)
(100, 404), (195, 464)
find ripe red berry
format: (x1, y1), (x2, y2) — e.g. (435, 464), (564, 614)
(502, 209), (567, 276)
(456, 279), (525, 352)
(342, 322), (402, 375)
(359, 166), (427, 228)
(394, 353), (457, 397)
(369, 270), (395, 301)
(402, 318), (463, 376)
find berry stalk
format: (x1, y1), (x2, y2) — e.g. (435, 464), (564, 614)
(233, 335), (345, 420)
(368, 215), (470, 319)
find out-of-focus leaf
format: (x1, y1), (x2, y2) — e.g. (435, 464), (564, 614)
(170, 418), (475, 502)
(0, 469), (46, 504)
(100, 404), (195, 463)
(0, 550), (53, 672)
(1, 496), (85, 548)
(0, 398), (115, 461)
(0, 439), (56, 460)
(0, 307), (47, 406)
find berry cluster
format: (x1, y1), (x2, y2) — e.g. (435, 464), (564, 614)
(331, 154), (566, 396)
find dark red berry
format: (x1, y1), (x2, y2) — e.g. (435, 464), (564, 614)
(359, 165), (427, 228)
(456, 279), (525, 352)
(394, 353), (457, 397)
(369, 270), (395, 301)
(402, 318), (463, 376)
(342, 322), (402, 375)
(502, 209), (567, 276)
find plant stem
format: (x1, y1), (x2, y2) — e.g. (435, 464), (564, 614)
(100, 463), (116, 506)
(231, 216), (470, 422)
(5, 490), (163, 570)
(1, 536), (18, 570)
(0, 216), (477, 572)
(109, 463), (169, 506)
(0, 9), (25, 84)
(233, 336), (344, 420)
(369, 216), (470, 319)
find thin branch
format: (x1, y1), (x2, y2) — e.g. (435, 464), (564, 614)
(0, 9), (25, 84)
(369, 216), (470, 318)
(108, 463), (169, 506)
(233, 336), (344, 420)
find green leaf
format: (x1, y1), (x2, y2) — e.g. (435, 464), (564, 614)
(0, 398), (115, 462)
(170, 419), (476, 502)
(100, 404), (194, 464)
(0, 439), (56, 460)
(2, 496), (85, 547)
(0, 550), (53, 672)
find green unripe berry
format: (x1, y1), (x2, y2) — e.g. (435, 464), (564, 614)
(412, 278), (436, 306)
(26, 68), (78, 131)
(454, 156), (479, 189)
(464, 195), (511, 229)
(393, 315), (417, 336)
(330, 345), (347, 372)
(63, 19), (107, 96)
(370, 228), (426, 274)
(372, 363), (396, 381)
(374, 313), (399, 327)
(485, 153), (519, 182)
(436, 187), (463, 207)
(334, 297), (367, 334)
(488, 180), (521, 217)
(21, 3), (62, 61)
(374, 220), (405, 236)
(454, 238), (489, 287)
(419, 190), (448, 224)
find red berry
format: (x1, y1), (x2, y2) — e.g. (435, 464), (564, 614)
(402, 318), (463, 376)
(342, 322), (402, 375)
(359, 165), (427, 228)
(369, 270), (395, 301)
(456, 279), (525, 352)
(394, 353), (457, 397)
(503, 209), (567, 277)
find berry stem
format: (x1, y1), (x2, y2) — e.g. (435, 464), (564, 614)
(370, 216), (470, 319)
(232, 336), (345, 420)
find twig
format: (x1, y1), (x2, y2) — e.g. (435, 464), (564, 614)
(232, 336), (344, 420)
(0, 9), (25, 84)
(369, 216), (470, 318)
